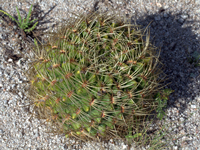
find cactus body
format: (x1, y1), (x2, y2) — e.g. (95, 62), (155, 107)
(28, 12), (167, 141)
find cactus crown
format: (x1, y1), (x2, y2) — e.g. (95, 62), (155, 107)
(27, 12), (169, 142)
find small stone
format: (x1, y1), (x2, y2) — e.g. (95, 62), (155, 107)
(16, 60), (21, 67)
(2, 40), (8, 45)
(122, 145), (127, 149)
(180, 14), (188, 19)
(13, 26), (17, 30)
(178, 18), (185, 24)
(187, 47), (193, 53)
(0, 33), (3, 39)
(163, 5), (169, 9)
(190, 73), (197, 78)
(15, 34), (20, 39)
(159, 20), (164, 25)
(179, 117), (184, 122)
(163, 13), (168, 17)
(154, 16), (161, 21)
(18, 92), (23, 98)
(197, 97), (200, 102)
(191, 105), (196, 109)
(175, 102), (181, 108)
(179, 72), (184, 78)
(196, 9), (200, 13)
(169, 42), (176, 50)
(8, 58), (13, 63)
(0, 129), (3, 134)
(165, 32), (169, 37)
(195, 0), (200, 5)
(152, 21), (156, 27)
(156, 2), (162, 7)
(180, 130), (186, 135)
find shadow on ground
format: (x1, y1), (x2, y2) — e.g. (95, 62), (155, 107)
(130, 7), (200, 115)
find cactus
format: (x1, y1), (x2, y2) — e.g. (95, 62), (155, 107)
(27, 12), (171, 142)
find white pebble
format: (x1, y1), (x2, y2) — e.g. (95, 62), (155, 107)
(8, 58), (13, 63)
(191, 105), (197, 109)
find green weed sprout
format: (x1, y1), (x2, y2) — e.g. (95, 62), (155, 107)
(26, 12), (173, 146)
(0, 4), (38, 32)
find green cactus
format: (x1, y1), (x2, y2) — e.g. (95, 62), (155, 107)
(27, 12), (172, 142)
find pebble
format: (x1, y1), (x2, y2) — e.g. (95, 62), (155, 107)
(8, 58), (13, 63)
(13, 26), (17, 30)
(178, 18), (185, 24)
(181, 14), (188, 19)
(16, 60), (21, 67)
(191, 105), (197, 109)
(154, 15), (161, 21)
(163, 13), (168, 18)
(0, 129), (3, 134)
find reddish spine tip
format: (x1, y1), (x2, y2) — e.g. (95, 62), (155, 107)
(51, 80), (57, 86)
(72, 29), (77, 33)
(60, 50), (66, 54)
(53, 115), (58, 120)
(67, 91), (73, 98)
(42, 95), (49, 101)
(39, 57), (44, 61)
(110, 95), (115, 104)
(112, 118), (117, 124)
(65, 73), (73, 79)
(82, 81), (88, 88)
(70, 58), (76, 63)
(127, 60), (137, 64)
(127, 91), (132, 98)
(123, 50), (128, 54)
(117, 62), (122, 66)
(101, 110), (105, 118)
(42, 78), (46, 82)
(132, 109), (135, 114)
(121, 106), (124, 113)
(65, 114), (70, 121)
(52, 46), (58, 49)
(110, 29), (113, 33)
(52, 64), (60, 68)
(76, 108), (81, 115)
(90, 119), (95, 127)
(55, 97), (61, 103)
(43, 59), (50, 63)
(116, 83), (120, 89)
(114, 38), (118, 43)
(89, 97), (95, 106)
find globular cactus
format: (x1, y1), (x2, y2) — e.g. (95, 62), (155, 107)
(27, 12), (171, 142)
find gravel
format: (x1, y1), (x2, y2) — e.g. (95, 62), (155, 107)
(0, 0), (200, 149)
